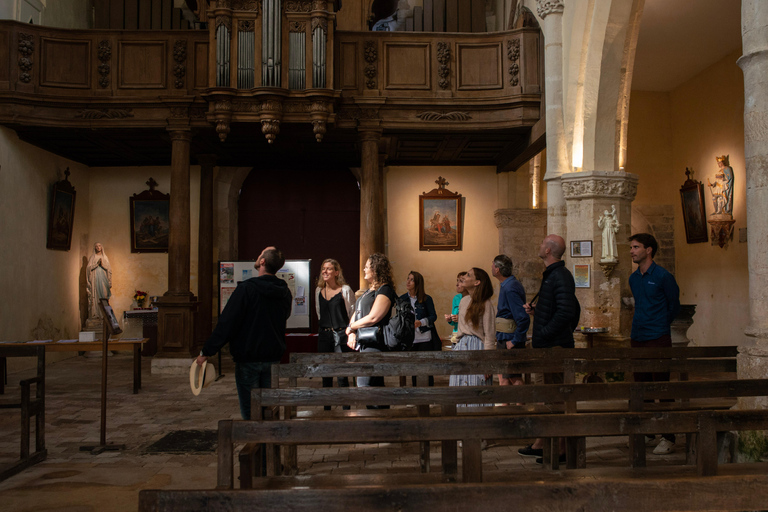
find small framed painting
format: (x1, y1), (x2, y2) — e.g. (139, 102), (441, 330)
(419, 176), (463, 251)
(570, 240), (592, 258)
(573, 264), (591, 288)
(46, 168), (76, 251)
(130, 178), (170, 253)
(679, 170), (708, 244)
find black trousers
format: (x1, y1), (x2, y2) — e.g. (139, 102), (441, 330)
(318, 329), (351, 388)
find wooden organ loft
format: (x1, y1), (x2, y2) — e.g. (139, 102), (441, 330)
(0, 0), (543, 358)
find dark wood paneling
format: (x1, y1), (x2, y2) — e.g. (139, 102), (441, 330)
(152, 0), (162, 29)
(423, 0), (433, 32)
(172, 6), (181, 30)
(139, 0), (152, 30)
(339, 42), (358, 89)
(94, 0), (110, 29)
(458, 0), (471, 32)
(40, 39), (91, 88)
(119, 41), (167, 88)
(125, 0), (139, 29)
(162, 0), (173, 30)
(446, 0), (458, 32)
(433, 0), (445, 32)
(384, 43), (430, 89)
(457, 43), (502, 89)
(109, 0), (124, 29)
(193, 40), (208, 88)
(471, 0), (485, 32)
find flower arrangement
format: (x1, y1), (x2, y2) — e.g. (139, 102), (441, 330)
(134, 290), (148, 306)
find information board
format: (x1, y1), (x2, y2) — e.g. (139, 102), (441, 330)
(218, 259), (311, 330)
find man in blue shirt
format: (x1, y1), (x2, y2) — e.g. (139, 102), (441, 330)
(492, 254), (530, 387)
(629, 233), (680, 455)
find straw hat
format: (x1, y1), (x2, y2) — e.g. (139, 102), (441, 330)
(189, 360), (217, 396)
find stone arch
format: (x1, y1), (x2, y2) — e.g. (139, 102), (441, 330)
(565, 0), (644, 173)
(214, 166), (252, 262)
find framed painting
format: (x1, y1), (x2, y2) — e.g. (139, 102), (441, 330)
(679, 170), (708, 244)
(573, 264), (591, 288)
(419, 176), (462, 251)
(46, 168), (76, 251)
(570, 240), (592, 258)
(130, 178), (170, 253)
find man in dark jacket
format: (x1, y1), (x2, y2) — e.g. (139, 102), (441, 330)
(196, 246), (292, 420)
(526, 234), (581, 350)
(518, 234), (580, 463)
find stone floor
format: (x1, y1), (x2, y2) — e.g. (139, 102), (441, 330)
(0, 353), (687, 512)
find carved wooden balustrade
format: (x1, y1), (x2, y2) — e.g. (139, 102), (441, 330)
(0, 10), (541, 148)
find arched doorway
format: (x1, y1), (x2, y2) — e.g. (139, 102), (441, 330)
(238, 165), (361, 332)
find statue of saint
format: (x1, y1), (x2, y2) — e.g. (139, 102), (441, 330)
(86, 242), (112, 320)
(597, 205), (619, 263)
(708, 155), (734, 216)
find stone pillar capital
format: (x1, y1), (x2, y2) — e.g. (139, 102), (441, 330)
(358, 123), (383, 141)
(167, 128), (192, 143)
(561, 171), (639, 201)
(536, 0), (564, 19)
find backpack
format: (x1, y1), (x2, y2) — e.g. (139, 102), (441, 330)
(383, 295), (415, 351)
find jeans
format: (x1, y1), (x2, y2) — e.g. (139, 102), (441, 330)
(235, 360), (279, 420)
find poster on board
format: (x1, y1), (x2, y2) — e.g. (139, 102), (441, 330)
(218, 259), (311, 330)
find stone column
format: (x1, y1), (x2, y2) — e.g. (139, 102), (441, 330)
(196, 154), (216, 351)
(358, 125), (385, 287)
(537, 0), (569, 237)
(737, 0), (768, 408)
(561, 171), (638, 345)
(155, 129), (198, 365)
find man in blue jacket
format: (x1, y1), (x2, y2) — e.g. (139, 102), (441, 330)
(629, 233), (680, 455)
(196, 246), (293, 420)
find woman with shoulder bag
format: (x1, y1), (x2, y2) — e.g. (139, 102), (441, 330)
(315, 259), (355, 410)
(402, 270), (440, 386)
(346, 253), (397, 404)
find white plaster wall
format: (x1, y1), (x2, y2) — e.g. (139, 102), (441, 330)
(627, 49), (748, 346)
(386, 165), (501, 340)
(88, 166), (201, 318)
(0, 127), (91, 370)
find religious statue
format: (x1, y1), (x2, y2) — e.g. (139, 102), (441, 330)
(597, 205), (619, 263)
(707, 155), (734, 216)
(86, 242), (112, 321)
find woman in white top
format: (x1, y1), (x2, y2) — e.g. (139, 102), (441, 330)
(314, 259), (355, 398)
(449, 267), (496, 392)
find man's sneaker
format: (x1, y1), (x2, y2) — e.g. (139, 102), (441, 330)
(653, 438), (675, 454)
(518, 444), (543, 457)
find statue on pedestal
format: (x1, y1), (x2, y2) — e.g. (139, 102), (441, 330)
(86, 242), (112, 322)
(707, 155), (734, 216)
(597, 205), (619, 263)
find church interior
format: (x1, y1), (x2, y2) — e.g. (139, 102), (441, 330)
(1, 0), (766, 509)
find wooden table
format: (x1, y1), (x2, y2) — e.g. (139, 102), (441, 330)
(0, 339), (146, 394)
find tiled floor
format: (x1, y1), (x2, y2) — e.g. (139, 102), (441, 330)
(0, 353), (686, 511)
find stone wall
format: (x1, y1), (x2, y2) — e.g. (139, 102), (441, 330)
(495, 208), (548, 300)
(631, 204), (675, 275)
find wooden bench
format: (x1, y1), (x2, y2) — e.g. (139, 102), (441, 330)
(0, 345), (46, 481)
(239, 378), (766, 486)
(140, 465), (768, 512)
(267, 347), (737, 473)
(217, 401), (768, 490)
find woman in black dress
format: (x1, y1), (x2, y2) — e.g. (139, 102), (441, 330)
(346, 253), (397, 392)
(315, 258), (355, 400)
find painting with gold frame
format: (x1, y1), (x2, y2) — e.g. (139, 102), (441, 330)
(419, 177), (462, 251)
(46, 168), (76, 251)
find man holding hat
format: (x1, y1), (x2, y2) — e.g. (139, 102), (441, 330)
(196, 246), (292, 420)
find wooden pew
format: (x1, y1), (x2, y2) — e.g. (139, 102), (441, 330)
(217, 405), (768, 490)
(0, 345), (46, 481)
(241, 379), (766, 487)
(270, 348), (737, 473)
(141, 467), (768, 512)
